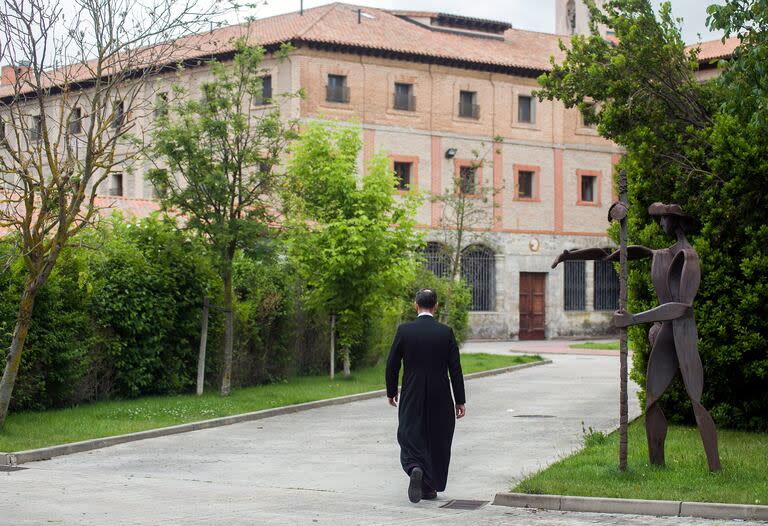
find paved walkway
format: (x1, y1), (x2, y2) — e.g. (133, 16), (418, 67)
(0, 352), (759, 525)
(463, 338), (621, 356)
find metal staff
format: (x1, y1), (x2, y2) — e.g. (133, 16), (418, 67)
(609, 169), (630, 471)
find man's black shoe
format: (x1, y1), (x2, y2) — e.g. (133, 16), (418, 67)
(422, 489), (438, 500)
(408, 467), (423, 503)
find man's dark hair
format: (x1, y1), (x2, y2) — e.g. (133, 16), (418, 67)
(415, 288), (438, 309)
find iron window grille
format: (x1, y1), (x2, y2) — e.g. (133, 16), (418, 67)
(422, 242), (451, 278)
(564, 260), (586, 311)
(458, 90), (479, 119)
(461, 246), (496, 312)
(326, 75), (350, 103)
(459, 165), (477, 195)
(594, 260), (620, 310)
(393, 83), (415, 111)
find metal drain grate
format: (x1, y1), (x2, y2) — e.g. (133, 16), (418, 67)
(0, 465), (27, 472)
(513, 414), (556, 418)
(440, 499), (488, 510)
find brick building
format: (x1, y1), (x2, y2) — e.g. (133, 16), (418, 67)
(0, 1), (735, 340)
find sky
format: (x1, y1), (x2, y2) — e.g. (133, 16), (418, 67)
(249, 0), (726, 44)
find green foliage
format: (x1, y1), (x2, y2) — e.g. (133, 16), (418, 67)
(537, 0), (767, 430)
(403, 265), (472, 343)
(284, 121), (423, 368)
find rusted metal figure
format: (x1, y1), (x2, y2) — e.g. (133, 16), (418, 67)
(552, 203), (721, 472)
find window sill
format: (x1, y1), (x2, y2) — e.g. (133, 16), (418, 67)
(513, 196), (541, 202)
(575, 127), (600, 137)
(576, 200), (601, 207)
(511, 122), (540, 130)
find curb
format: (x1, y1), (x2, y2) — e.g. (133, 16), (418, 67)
(0, 358), (551, 466)
(493, 493), (768, 522)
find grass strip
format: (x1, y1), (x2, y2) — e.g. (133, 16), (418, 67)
(569, 341), (620, 350)
(0, 353), (540, 452)
(514, 418), (768, 505)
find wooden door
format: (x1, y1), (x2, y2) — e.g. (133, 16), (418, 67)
(519, 272), (547, 340)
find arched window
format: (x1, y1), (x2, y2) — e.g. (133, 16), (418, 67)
(461, 245), (496, 311)
(422, 242), (451, 278)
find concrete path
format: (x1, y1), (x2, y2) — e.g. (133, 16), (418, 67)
(0, 353), (758, 525)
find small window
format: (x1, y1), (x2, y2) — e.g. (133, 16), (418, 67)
(69, 107), (83, 135)
(459, 165), (477, 195)
(30, 115), (42, 141)
(326, 74), (349, 103)
(109, 172), (124, 196)
(564, 260), (586, 311)
(458, 90), (479, 119)
(257, 75), (272, 105)
(113, 101), (124, 130)
(517, 170), (535, 199)
(393, 161), (412, 190)
(393, 82), (415, 111)
(154, 92), (168, 118)
(0, 116), (5, 142)
(580, 175), (596, 203)
(518, 95), (534, 124)
(582, 103), (597, 128)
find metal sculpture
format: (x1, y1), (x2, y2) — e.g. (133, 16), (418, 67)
(552, 199), (721, 472)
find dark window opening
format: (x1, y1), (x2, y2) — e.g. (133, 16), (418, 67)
(257, 75), (272, 105)
(518, 95), (534, 123)
(564, 260), (586, 311)
(30, 115), (42, 141)
(326, 74), (350, 103)
(518, 170), (534, 199)
(594, 260), (620, 310)
(113, 101), (125, 130)
(461, 246), (495, 311)
(581, 175), (596, 203)
(422, 242), (451, 279)
(155, 92), (168, 118)
(110, 172), (124, 196)
(394, 82), (415, 111)
(458, 90), (479, 119)
(393, 161), (412, 191)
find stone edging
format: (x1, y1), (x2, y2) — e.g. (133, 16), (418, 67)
(493, 492), (768, 521)
(0, 358), (551, 466)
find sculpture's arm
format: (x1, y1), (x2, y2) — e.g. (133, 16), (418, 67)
(605, 246), (654, 262)
(614, 302), (692, 328)
(551, 248), (611, 269)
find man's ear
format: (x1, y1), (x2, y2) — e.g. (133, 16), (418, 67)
(414, 302), (419, 312)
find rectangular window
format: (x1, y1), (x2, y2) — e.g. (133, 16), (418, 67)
(113, 100), (124, 130)
(580, 175), (596, 203)
(594, 260), (620, 310)
(109, 172), (124, 196)
(518, 95), (534, 123)
(393, 82), (415, 111)
(393, 161), (412, 190)
(0, 116), (5, 142)
(154, 92), (168, 118)
(564, 260), (586, 311)
(459, 165), (477, 195)
(69, 107), (83, 134)
(517, 170), (534, 199)
(582, 103), (597, 128)
(257, 75), (272, 105)
(458, 90), (479, 119)
(30, 115), (42, 141)
(326, 74), (349, 103)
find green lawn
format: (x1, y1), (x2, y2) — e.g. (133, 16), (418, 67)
(0, 353), (540, 453)
(514, 418), (768, 505)
(569, 341), (620, 350)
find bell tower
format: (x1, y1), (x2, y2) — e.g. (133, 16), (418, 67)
(555, 0), (608, 38)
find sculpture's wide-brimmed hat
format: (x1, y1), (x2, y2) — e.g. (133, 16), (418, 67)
(648, 202), (699, 233)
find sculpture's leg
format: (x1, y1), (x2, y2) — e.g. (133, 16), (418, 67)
(645, 321), (677, 466)
(672, 314), (721, 472)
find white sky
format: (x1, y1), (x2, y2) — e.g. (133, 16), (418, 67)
(248, 0), (726, 44)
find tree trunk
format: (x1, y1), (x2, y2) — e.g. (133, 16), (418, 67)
(220, 266), (235, 396)
(0, 285), (38, 430)
(196, 297), (210, 396)
(330, 314), (336, 380)
(342, 347), (351, 377)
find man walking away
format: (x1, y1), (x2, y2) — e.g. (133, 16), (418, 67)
(386, 289), (466, 503)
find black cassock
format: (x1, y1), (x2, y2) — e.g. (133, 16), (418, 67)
(385, 315), (465, 492)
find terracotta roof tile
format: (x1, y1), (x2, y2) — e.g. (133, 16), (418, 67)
(687, 36), (740, 62)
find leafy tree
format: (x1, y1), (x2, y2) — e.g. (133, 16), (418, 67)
(284, 122), (421, 378)
(0, 0), (220, 429)
(537, 0), (767, 430)
(149, 41), (299, 395)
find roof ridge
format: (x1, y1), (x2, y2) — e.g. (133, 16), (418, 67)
(296, 2), (340, 39)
